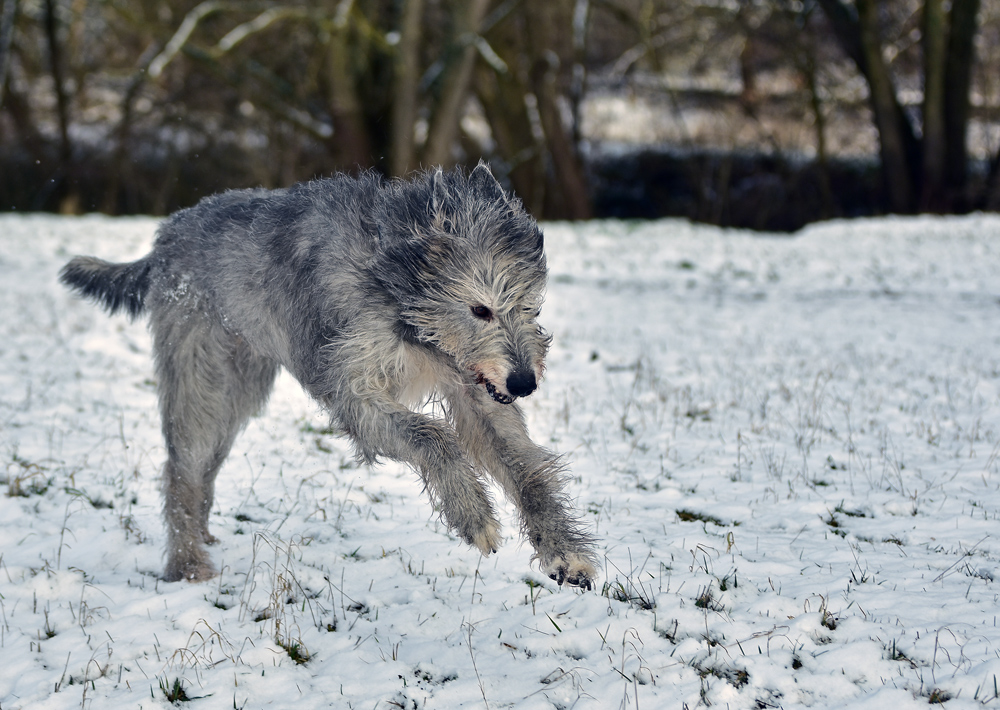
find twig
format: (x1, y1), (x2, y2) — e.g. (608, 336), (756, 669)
(463, 621), (489, 710)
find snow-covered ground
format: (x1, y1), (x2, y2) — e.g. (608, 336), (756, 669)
(2, 212), (1000, 709)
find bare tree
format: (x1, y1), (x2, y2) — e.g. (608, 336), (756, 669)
(817, 0), (981, 212)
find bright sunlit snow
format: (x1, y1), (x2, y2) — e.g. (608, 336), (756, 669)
(2, 212), (1000, 709)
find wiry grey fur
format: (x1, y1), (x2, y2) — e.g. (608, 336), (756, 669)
(60, 164), (598, 588)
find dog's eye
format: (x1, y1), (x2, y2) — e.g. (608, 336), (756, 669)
(470, 304), (493, 321)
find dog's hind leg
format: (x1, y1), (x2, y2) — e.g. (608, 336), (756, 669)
(448, 388), (598, 589)
(152, 306), (277, 582)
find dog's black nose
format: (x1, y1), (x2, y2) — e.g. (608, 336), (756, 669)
(506, 370), (537, 398)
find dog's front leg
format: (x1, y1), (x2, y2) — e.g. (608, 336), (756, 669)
(448, 388), (598, 589)
(335, 396), (502, 556)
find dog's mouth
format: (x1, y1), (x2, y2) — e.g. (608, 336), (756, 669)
(475, 373), (516, 405)
(484, 380), (516, 405)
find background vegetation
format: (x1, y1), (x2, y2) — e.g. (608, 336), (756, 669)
(2, 0), (1000, 227)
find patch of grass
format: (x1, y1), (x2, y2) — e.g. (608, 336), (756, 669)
(5, 454), (51, 497)
(886, 640), (917, 668)
(820, 610), (838, 631)
(158, 677), (190, 704)
(414, 666), (457, 684)
(693, 661), (750, 690)
(717, 571), (738, 592)
(657, 619), (679, 643)
(676, 509), (726, 526)
(602, 579), (655, 611)
(299, 421), (338, 436)
(43, 608), (56, 638)
(346, 601), (369, 615)
(834, 502), (867, 518)
(118, 512), (146, 543)
(278, 640), (310, 665)
(694, 585), (723, 612)
(927, 688), (952, 704)
(63, 488), (113, 509)
(684, 407), (713, 422)
(822, 514), (848, 537)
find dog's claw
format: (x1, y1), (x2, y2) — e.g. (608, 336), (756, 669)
(549, 567), (594, 590)
(464, 519), (502, 557)
(541, 552), (597, 590)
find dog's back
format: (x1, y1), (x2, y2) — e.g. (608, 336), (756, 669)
(59, 186), (286, 320)
(64, 177), (383, 372)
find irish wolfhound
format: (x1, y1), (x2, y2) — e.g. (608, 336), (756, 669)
(60, 164), (597, 588)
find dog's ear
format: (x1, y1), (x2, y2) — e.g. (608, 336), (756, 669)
(430, 168), (449, 215)
(469, 161), (508, 205)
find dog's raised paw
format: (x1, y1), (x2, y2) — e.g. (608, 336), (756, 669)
(541, 552), (597, 591)
(466, 518), (502, 557)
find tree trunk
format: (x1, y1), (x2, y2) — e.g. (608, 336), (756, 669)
(530, 53), (591, 219)
(803, 48), (834, 219)
(422, 0), (491, 167)
(818, 0), (919, 213)
(474, 28), (546, 215)
(569, 0), (589, 148)
(103, 42), (161, 214)
(0, 0), (18, 108)
(921, 0), (947, 211)
(44, 0), (70, 163)
(2, 78), (45, 153)
(815, 0), (865, 68)
(856, 0), (915, 213)
(326, 18), (374, 170)
(524, 0), (591, 219)
(389, 0), (423, 176)
(44, 0), (79, 212)
(943, 0), (980, 205)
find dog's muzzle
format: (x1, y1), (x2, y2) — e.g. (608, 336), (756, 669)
(479, 370), (537, 405)
(506, 370), (537, 398)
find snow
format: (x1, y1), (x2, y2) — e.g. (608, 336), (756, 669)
(2, 211), (1000, 708)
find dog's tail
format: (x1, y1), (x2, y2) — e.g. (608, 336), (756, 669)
(59, 255), (152, 319)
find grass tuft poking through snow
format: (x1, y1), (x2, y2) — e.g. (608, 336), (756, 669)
(2, 212), (1000, 708)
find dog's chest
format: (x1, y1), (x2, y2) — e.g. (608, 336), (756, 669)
(392, 344), (449, 409)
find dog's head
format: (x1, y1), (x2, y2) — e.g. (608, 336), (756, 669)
(372, 163), (551, 404)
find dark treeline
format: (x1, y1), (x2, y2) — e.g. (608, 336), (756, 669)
(2, 0), (1000, 228)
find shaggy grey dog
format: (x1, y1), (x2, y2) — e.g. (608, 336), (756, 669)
(60, 164), (597, 588)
